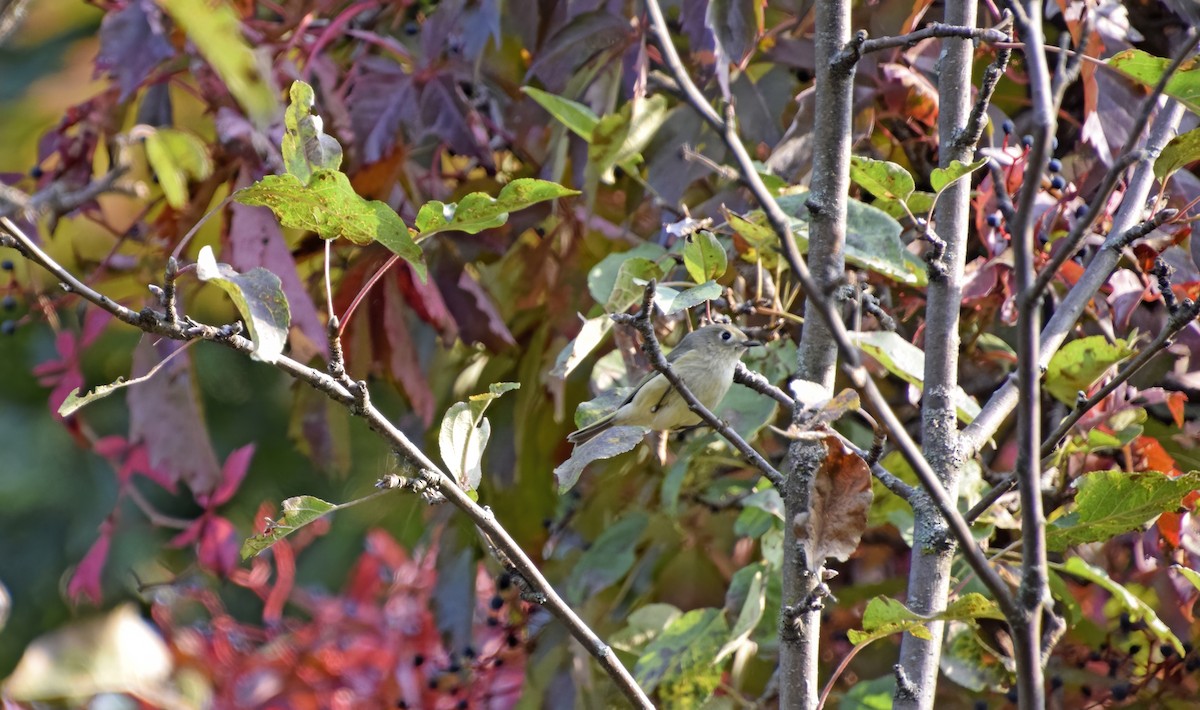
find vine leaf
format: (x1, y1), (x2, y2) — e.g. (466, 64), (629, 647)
(196, 246), (291, 363)
(235, 171), (426, 280)
(438, 383), (520, 492)
(281, 80), (343, 182)
(240, 495), (337, 559)
(682, 230), (728, 283)
(143, 128), (212, 208)
(1046, 470), (1200, 550)
(415, 178), (579, 238)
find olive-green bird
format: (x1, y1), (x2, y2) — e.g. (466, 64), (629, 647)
(568, 323), (761, 445)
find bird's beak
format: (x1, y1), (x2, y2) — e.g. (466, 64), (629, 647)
(743, 339), (762, 348)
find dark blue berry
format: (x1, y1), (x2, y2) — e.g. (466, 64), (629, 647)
(986, 214), (1001, 228)
(1022, 135), (1034, 148)
(489, 595), (504, 610)
(1050, 176), (1066, 190)
(1, 320), (14, 335)
(1162, 645), (1176, 658)
(30, 165), (43, 179)
(1002, 119), (1014, 135)
(1048, 158), (1062, 173)
(1005, 687), (1019, 702)
(1075, 205), (1089, 219)
(1111, 684), (1130, 701)
(1, 295), (15, 311)
(1050, 676), (1063, 690)
(1, 260), (13, 271)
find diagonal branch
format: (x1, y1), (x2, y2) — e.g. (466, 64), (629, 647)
(0, 216), (654, 710)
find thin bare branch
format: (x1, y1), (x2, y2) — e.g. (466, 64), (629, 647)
(0, 215), (654, 710)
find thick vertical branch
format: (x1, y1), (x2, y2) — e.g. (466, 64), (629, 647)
(778, 0), (853, 706)
(1007, 2), (1055, 705)
(893, 4), (978, 707)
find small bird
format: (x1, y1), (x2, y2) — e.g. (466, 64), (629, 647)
(568, 323), (762, 445)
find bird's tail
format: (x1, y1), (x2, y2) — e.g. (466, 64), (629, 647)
(567, 414), (615, 445)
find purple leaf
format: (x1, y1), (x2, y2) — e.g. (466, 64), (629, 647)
(346, 57), (416, 164)
(128, 337), (222, 495)
(95, 0), (175, 101)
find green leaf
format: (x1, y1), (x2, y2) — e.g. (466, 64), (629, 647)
(240, 495), (336, 559)
(1057, 557), (1184, 655)
(1108, 48), (1200, 117)
(682, 230), (728, 283)
(1154, 126), (1200, 181)
(850, 155), (915, 201)
(760, 193), (925, 285)
(1046, 470), (1200, 550)
(143, 128), (212, 208)
(588, 94), (669, 184)
(550, 316), (614, 381)
(848, 593), (1004, 645)
(1172, 564), (1200, 594)
(715, 565), (765, 662)
(415, 178), (578, 238)
(569, 512), (648, 599)
(606, 257), (667, 313)
(467, 382), (520, 421)
(851, 331), (980, 423)
(520, 86), (599, 140)
(842, 676), (896, 709)
(553, 425), (646, 492)
(725, 209), (789, 269)
(848, 597), (934, 645)
(159, 0), (277, 126)
(58, 380), (132, 417)
(634, 607), (728, 700)
(586, 243), (667, 304)
(439, 401), (490, 491)
(235, 171), (425, 280)
(1043, 335), (1135, 405)
(931, 158), (988, 193)
(195, 246), (290, 363)
(282, 80), (343, 183)
(611, 603), (683, 652)
(653, 280), (722, 315)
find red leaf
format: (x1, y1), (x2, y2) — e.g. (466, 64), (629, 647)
(197, 516), (240, 577)
(128, 337), (222, 495)
(382, 275), (436, 425)
(263, 534), (295, 625)
(1166, 391), (1187, 428)
(207, 444), (255, 508)
(1158, 512), (1183, 548)
(395, 263), (458, 340)
(67, 521), (113, 606)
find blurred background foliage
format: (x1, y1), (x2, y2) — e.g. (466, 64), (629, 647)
(1, 0), (1199, 707)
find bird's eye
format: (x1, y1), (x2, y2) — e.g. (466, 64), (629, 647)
(721, 331), (732, 341)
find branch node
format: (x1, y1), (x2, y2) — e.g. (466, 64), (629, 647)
(893, 664), (917, 699)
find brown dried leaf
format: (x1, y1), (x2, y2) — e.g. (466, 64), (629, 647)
(793, 435), (873, 565)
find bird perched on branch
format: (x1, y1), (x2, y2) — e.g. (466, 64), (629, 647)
(567, 323), (761, 445)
